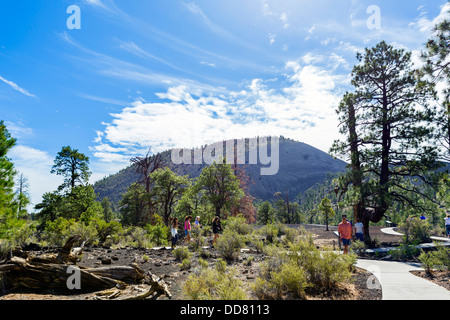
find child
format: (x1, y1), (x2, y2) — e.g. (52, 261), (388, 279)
(184, 215), (192, 244)
(171, 217), (179, 249)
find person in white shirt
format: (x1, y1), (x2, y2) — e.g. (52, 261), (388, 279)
(445, 214), (450, 239)
(354, 218), (364, 242)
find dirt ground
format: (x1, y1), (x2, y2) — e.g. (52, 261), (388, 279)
(0, 224), (403, 301)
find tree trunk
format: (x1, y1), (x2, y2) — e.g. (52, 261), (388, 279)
(0, 238), (171, 299)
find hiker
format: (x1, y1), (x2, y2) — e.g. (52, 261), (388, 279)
(171, 217), (179, 249)
(354, 218), (364, 242)
(184, 215), (192, 244)
(194, 216), (201, 229)
(420, 213), (426, 221)
(338, 214), (353, 254)
(445, 214), (450, 239)
(212, 216), (222, 247)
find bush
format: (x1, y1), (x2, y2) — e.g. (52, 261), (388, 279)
(399, 219), (431, 244)
(289, 238), (355, 289)
(67, 220), (98, 245)
(215, 229), (244, 261)
(282, 227), (299, 245)
(90, 218), (123, 243)
(180, 258), (191, 270)
(146, 222), (169, 247)
(182, 263), (248, 300)
(351, 240), (366, 255)
(224, 215), (253, 235)
(190, 227), (206, 251)
(252, 236), (355, 299)
(433, 242), (450, 272)
(418, 243), (450, 275)
(43, 217), (73, 247)
(2, 219), (37, 248)
(419, 250), (438, 276)
(389, 243), (421, 261)
(253, 257), (309, 299)
(259, 222), (280, 243)
(173, 246), (192, 261)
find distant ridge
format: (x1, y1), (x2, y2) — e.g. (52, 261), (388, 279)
(93, 136), (347, 207)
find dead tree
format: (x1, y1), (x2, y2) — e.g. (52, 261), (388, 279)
(0, 237), (171, 299)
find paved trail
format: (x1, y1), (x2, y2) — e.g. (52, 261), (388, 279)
(356, 259), (450, 300)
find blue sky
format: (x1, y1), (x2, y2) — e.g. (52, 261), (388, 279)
(1, 0), (449, 208)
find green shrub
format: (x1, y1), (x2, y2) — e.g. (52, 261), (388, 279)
(43, 217), (73, 247)
(146, 222), (169, 247)
(259, 222), (279, 243)
(351, 240), (366, 255)
(190, 227), (206, 251)
(224, 215), (253, 235)
(180, 258), (191, 270)
(129, 227), (152, 248)
(173, 246), (192, 261)
(90, 218), (123, 243)
(419, 250), (438, 276)
(399, 219), (431, 244)
(389, 243), (420, 261)
(3, 219), (37, 248)
(215, 258), (227, 274)
(182, 264), (248, 300)
(289, 238), (355, 289)
(67, 220), (99, 245)
(433, 242), (450, 272)
(215, 230), (244, 261)
(253, 248), (309, 299)
(283, 227), (298, 245)
(418, 243), (450, 275)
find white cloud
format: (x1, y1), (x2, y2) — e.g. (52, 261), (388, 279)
(280, 12), (289, 29)
(0, 74), (36, 98)
(91, 59), (343, 172)
(409, 2), (450, 33)
(9, 145), (62, 207)
(268, 33), (277, 45)
(4, 121), (33, 139)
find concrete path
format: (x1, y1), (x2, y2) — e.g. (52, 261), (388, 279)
(380, 227), (450, 242)
(356, 259), (450, 300)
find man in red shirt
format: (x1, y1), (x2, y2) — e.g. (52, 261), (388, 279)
(338, 214), (353, 254)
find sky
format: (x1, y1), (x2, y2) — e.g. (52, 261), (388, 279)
(0, 0), (449, 208)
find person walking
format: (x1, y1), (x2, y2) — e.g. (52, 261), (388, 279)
(184, 215), (192, 244)
(194, 216), (201, 229)
(354, 218), (364, 242)
(170, 217), (179, 249)
(338, 214), (353, 254)
(212, 216), (222, 248)
(445, 214), (450, 239)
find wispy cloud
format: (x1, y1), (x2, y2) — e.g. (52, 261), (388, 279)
(0, 74), (36, 98)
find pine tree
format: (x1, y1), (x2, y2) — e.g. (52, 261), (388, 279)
(0, 120), (17, 218)
(331, 42), (440, 239)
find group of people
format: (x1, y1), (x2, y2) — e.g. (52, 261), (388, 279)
(337, 214), (364, 254)
(169, 215), (223, 249)
(338, 213), (450, 254)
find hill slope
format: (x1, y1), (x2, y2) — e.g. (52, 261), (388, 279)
(93, 137), (347, 207)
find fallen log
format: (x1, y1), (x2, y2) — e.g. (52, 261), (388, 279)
(0, 237), (172, 299)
